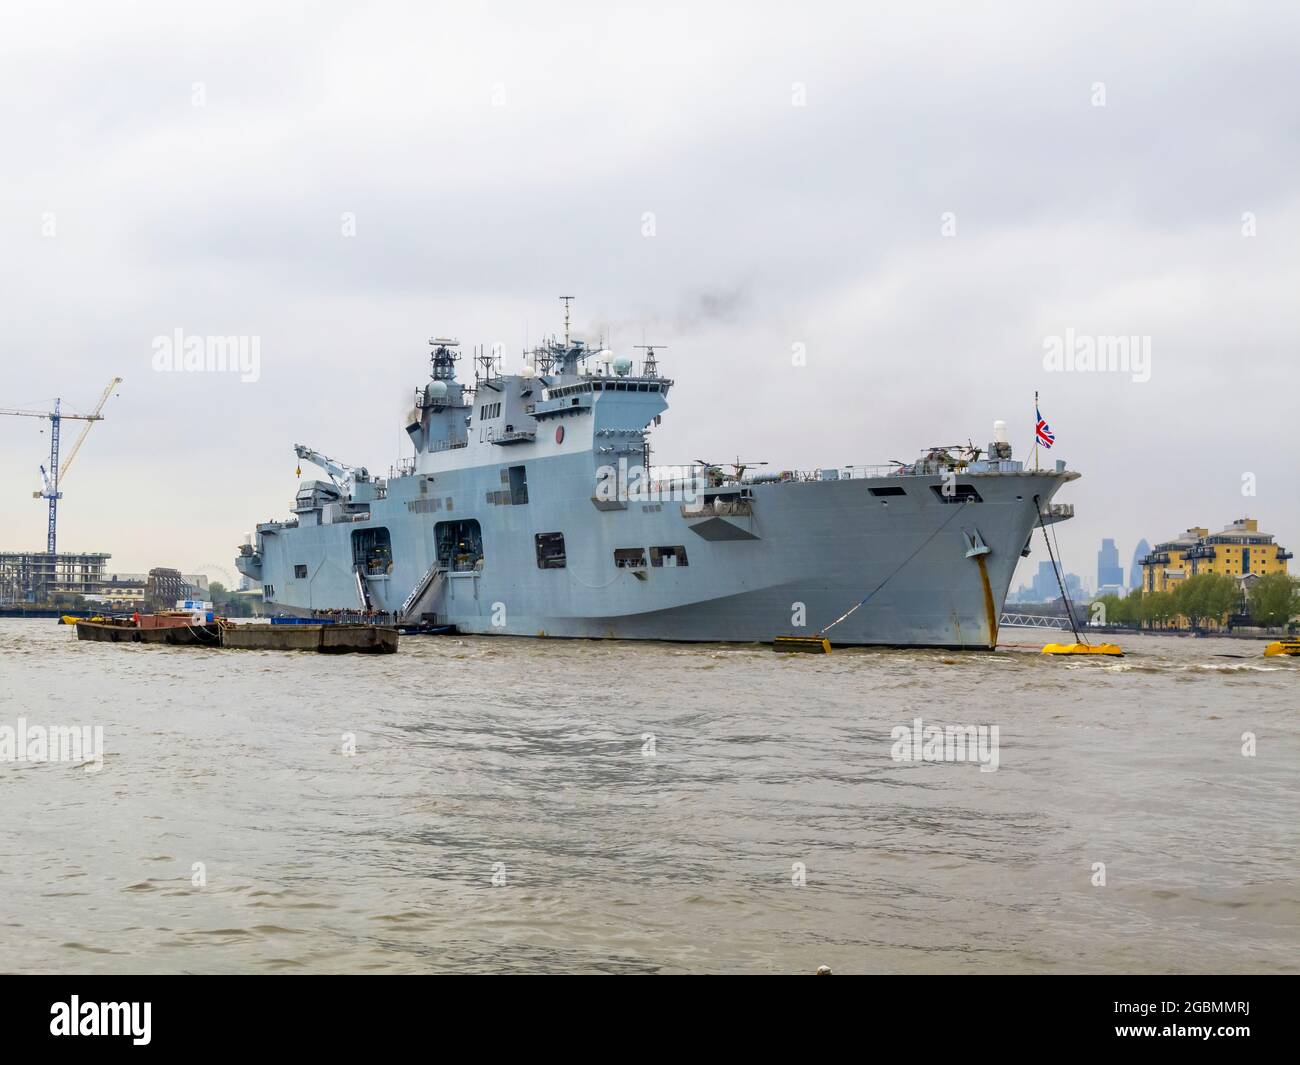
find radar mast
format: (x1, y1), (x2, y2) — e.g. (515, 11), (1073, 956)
(634, 344), (665, 378)
(428, 337), (460, 381)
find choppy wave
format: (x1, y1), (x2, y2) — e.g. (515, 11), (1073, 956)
(0, 620), (1295, 974)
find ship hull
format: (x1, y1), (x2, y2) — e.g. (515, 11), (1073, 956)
(243, 452), (1070, 649)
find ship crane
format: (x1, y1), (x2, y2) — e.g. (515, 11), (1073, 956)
(294, 443), (370, 492)
(0, 376), (122, 554)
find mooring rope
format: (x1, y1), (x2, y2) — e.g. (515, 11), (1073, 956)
(188, 622), (221, 645)
(819, 499), (970, 636)
(1033, 493), (1084, 643)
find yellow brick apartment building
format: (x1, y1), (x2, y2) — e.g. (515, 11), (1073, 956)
(1139, 518), (1292, 594)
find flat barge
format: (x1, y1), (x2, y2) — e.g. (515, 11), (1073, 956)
(73, 612), (397, 654)
(220, 621), (398, 654)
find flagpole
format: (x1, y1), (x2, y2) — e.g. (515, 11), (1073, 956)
(1032, 390), (1039, 471)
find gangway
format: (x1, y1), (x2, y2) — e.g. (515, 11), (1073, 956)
(399, 561), (445, 622)
(354, 566), (374, 611)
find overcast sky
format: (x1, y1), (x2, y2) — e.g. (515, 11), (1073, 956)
(2, 0), (1297, 592)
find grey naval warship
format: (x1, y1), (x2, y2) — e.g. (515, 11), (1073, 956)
(236, 312), (1076, 648)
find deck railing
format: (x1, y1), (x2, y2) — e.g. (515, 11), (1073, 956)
(655, 458), (1055, 486)
(680, 499), (755, 518)
(427, 436), (469, 452)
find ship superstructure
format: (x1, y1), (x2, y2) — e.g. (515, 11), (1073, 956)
(237, 310), (1076, 648)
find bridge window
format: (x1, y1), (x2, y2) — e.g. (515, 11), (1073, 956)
(650, 546), (688, 567)
(293, 564), (308, 579)
(614, 548), (647, 569)
(535, 532), (566, 569)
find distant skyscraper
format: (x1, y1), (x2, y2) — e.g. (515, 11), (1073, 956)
(1129, 539), (1150, 589)
(1031, 561), (1057, 601)
(1017, 559), (1086, 604)
(1097, 538), (1123, 589)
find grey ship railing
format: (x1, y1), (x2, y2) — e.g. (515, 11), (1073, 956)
(487, 427), (537, 445)
(658, 460), (1045, 487)
(680, 499), (755, 518)
(427, 436), (469, 453)
(1039, 503), (1074, 524)
(767, 459), (1032, 481)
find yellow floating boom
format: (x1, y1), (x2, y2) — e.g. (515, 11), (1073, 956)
(1042, 642), (1124, 657)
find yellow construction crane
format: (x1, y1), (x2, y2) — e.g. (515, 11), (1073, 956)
(0, 376), (122, 554)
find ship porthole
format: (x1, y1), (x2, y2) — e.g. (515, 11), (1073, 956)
(555, 426), (565, 444)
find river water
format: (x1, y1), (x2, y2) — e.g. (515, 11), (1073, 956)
(1, 619), (1295, 974)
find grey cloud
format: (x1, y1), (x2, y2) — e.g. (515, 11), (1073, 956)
(0, 0), (1297, 584)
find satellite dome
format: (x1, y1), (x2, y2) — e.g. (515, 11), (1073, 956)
(612, 355), (633, 376)
(425, 380), (448, 400)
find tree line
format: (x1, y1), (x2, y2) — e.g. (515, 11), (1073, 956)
(1092, 572), (1298, 631)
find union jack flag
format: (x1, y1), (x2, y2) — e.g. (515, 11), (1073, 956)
(1035, 406), (1055, 448)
